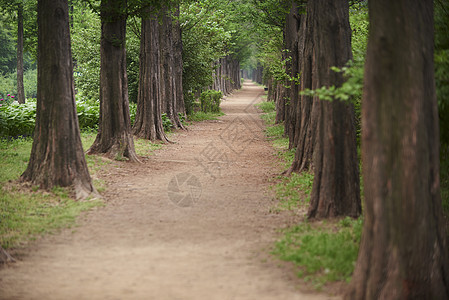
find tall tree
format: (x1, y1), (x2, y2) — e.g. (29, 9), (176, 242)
(307, 0), (361, 218)
(133, 9), (169, 141)
(159, 5), (185, 129)
(346, 0), (449, 298)
(87, 0), (139, 161)
(16, 1), (25, 104)
(21, 0), (95, 200)
(172, 4), (185, 120)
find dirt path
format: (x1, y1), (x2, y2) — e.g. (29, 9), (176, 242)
(0, 81), (338, 300)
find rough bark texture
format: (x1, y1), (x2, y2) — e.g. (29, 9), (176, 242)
(282, 2), (299, 139)
(307, 0), (361, 218)
(133, 14), (169, 142)
(346, 0), (449, 298)
(87, 0), (138, 162)
(16, 2), (25, 104)
(172, 6), (186, 121)
(212, 55), (241, 96)
(285, 1), (316, 174)
(21, 0), (95, 200)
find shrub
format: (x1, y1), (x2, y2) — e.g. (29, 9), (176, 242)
(76, 100), (99, 130)
(0, 99), (36, 137)
(200, 90), (222, 113)
(0, 99), (102, 138)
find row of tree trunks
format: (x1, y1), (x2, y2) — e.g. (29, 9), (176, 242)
(159, 5), (185, 129)
(211, 55), (241, 95)
(268, 0), (360, 217)
(252, 64), (263, 85)
(133, 3), (185, 140)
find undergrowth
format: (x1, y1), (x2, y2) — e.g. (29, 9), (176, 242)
(187, 111), (224, 122)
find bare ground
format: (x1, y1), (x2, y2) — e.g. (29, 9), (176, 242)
(0, 81), (339, 300)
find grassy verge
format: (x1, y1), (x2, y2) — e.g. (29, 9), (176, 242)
(0, 132), (164, 250)
(256, 98), (362, 290)
(273, 217), (362, 290)
(187, 111), (225, 122)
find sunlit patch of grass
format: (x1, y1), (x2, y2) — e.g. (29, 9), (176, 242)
(134, 138), (163, 157)
(0, 135), (104, 250)
(255, 100), (275, 113)
(187, 111), (224, 122)
(274, 171), (314, 211)
(0, 137), (32, 182)
(273, 217), (362, 289)
(0, 185), (102, 249)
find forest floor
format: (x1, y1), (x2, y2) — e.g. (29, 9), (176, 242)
(0, 81), (339, 300)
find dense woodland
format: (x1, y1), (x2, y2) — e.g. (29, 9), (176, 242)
(1, 0), (449, 297)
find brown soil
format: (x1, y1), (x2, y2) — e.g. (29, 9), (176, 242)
(0, 81), (340, 300)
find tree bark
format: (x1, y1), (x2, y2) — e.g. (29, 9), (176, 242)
(87, 0), (139, 162)
(307, 0), (361, 218)
(159, 6), (185, 130)
(16, 1), (25, 104)
(172, 5), (186, 121)
(346, 0), (449, 298)
(285, 1), (316, 174)
(21, 0), (95, 200)
(133, 13), (169, 142)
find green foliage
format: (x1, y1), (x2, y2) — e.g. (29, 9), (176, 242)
(0, 98), (104, 138)
(71, 3), (101, 102)
(0, 68), (37, 100)
(273, 218), (363, 288)
(180, 0), (233, 95)
(161, 113), (173, 132)
(200, 90), (222, 113)
(0, 99), (36, 137)
(0, 13), (16, 74)
(435, 0), (449, 153)
(76, 100), (100, 130)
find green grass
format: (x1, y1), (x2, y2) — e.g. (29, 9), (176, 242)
(272, 217), (363, 290)
(0, 134), (106, 249)
(256, 96), (363, 289)
(187, 111), (225, 122)
(255, 100), (275, 113)
(0, 186), (101, 249)
(134, 137), (163, 157)
(273, 172), (314, 211)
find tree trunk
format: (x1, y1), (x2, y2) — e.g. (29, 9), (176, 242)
(307, 0), (361, 218)
(159, 6), (184, 130)
(87, 0), (139, 162)
(21, 0), (95, 200)
(172, 5), (186, 121)
(133, 13), (169, 142)
(285, 2), (316, 174)
(16, 1), (25, 104)
(346, 0), (449, 298)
